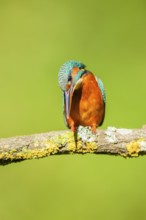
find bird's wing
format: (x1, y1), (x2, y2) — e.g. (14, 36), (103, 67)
(95, 76), (106, 126)
(95, 76), (106, 105)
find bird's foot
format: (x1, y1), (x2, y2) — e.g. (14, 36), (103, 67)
(91, 124), (97, 134)
(71, 124), (77, 133)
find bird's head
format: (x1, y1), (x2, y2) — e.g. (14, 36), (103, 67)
(58, 60), (86, 118)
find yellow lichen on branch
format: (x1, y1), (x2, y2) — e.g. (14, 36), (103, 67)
(0, 126), (146, 165)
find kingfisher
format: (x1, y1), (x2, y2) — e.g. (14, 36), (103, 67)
(58, 60), (106, 133)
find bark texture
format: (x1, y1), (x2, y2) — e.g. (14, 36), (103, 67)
(0, 126), (146, 165)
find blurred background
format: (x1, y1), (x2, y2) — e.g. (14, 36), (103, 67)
(0, 0), (146, 219)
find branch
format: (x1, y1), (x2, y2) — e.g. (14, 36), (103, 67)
(0, 126), (146, 165)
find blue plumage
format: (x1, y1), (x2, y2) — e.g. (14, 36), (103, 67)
(58, 60), (85, 91)
(95, 77), (106, 105)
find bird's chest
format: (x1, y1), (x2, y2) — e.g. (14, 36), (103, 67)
(71, 83), (100, 123)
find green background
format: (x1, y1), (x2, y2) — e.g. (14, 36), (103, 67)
(0, 0), (146, 219)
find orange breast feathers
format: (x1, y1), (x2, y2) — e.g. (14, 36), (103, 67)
(67, 72), (105, 132)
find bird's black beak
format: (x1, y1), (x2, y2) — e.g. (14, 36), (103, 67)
(64, 84), (74, 119)
(64, 78), (83, 119)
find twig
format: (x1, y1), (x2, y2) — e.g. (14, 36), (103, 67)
(0, 126), (146, 165)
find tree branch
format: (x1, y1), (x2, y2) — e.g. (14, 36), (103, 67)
(0, 126), (146, 165)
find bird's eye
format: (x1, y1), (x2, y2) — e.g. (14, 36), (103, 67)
(66, 81), (71, 90)
(68, 74), (72, 82)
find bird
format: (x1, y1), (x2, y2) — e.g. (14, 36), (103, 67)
(58, 60), (106, 133)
